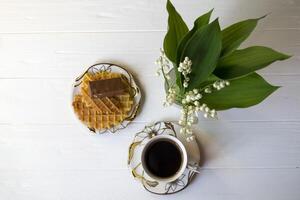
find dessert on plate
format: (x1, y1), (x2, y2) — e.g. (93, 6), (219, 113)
(72, 71), (134, 131)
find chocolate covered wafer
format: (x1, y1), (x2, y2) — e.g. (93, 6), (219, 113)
(89, 77), (126, 98)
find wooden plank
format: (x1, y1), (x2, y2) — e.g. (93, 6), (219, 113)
(0, 170), (148, 200)
(0, 168), (299, 199)
(0, 0), (299, 32)
(0, 32), (298, 79)
(0, 121), (299, 170)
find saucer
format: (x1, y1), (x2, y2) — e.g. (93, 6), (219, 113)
(128, 121), (201, 194)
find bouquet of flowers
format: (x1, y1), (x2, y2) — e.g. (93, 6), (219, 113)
(156, 0), (291, 141)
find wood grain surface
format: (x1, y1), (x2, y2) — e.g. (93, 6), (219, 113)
(0, 0), (299, 199)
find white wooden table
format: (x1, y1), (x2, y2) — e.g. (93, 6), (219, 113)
(0, 0), (299, 199)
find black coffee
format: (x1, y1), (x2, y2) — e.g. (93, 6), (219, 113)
(144, 140), (182, 178)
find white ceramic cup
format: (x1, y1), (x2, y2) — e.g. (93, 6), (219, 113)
(141, 135), (188, 183)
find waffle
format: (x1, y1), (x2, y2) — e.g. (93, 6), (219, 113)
(72, 71), (134, 131)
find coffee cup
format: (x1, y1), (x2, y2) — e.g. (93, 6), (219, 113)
(141, 135), (188, 183)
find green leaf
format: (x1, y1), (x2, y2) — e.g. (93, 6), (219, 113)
(163, 0), (189, 63)
(200, 73), (279, 110)
(221, 16), (265, 56)
(198, 74), (220, 89)
(176, 9), (213, 64)
(215, 46), (291, 79)
(181, 19), (222, 91)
